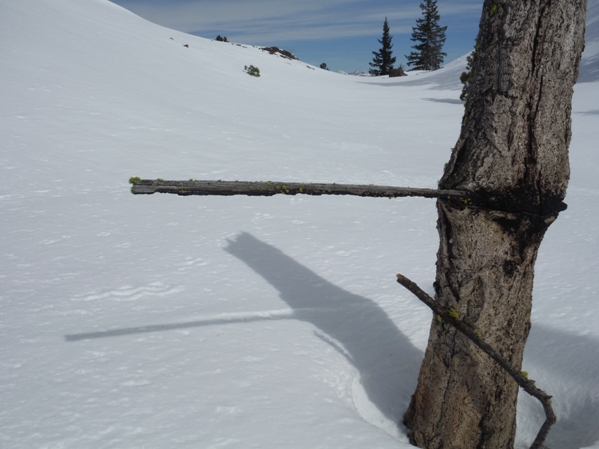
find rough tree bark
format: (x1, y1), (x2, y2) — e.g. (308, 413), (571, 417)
(403, 1), (587, 448)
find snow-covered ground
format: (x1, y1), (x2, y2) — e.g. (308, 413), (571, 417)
(1, 1), (598, 448)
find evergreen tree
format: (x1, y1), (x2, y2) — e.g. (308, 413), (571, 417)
(369, 17), (396, 76)
(406, 0), (447, 71)
(459, 41), (478, 102)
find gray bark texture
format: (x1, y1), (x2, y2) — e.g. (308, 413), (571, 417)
(404, 1), (588, 448)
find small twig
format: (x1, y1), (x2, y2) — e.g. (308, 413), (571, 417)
(396, 273), (556, 449)
(129, 179), (475, 201)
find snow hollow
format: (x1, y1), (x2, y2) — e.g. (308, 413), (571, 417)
(1, 0), (599, 448)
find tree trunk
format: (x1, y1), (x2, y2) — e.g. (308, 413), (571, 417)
(404, 1), (587, 448)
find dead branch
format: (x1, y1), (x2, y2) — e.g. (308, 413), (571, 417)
(129, 179), (475, 201)
(396, 273), (556, 449)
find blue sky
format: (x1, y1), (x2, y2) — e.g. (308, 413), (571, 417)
(108, 0), (483, 73)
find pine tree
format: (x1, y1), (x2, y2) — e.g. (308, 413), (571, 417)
(369, 17), (396, 76)
(406, 0), (447, 71)
(459, 41), (478, 102)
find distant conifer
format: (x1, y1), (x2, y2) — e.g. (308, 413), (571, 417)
(460, 40), (479, 102)
(369, 17), (397, 76)
(406, 0), (447, 71)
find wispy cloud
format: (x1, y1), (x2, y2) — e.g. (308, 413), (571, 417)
(111, 0), (482, 44)
(109, 0), (482, 71)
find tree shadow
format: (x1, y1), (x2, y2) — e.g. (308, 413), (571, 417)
(65, 232), (423, 425)
(223, 232), (423, 424)
(521, 325), (599, 449)
(63, 233), (598, 446)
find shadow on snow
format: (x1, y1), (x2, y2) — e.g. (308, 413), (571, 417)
(66, 232), (424, 424)
(522, 325), (599, 449)
(222, 232), (423, 424)
(64, 233), (599, 445)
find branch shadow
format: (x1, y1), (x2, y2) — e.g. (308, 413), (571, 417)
(576, 109), (599, 116)
(521, 325), (599, 449)
(223, 232), (423, 424)
(64, 312), (295, 341)
(422, 97), (464, 105)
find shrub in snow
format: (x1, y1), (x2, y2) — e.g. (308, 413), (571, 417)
(244, 65), (260, 77)
(389, 66), (407, 77)
(261, 47), (298, 60)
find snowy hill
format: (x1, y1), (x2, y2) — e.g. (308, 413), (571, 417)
(1, 1), (599, 448)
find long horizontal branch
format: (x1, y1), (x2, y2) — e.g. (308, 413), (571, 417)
(130, 179), (474, 201)
(396, 273), (556, 449)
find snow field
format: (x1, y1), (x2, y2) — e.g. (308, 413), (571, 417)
(1, 0), (599, 448)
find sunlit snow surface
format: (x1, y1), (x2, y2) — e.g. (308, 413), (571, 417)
(1, 1), (599, 448)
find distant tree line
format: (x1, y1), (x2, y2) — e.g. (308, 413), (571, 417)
(369, 0), (447, 76)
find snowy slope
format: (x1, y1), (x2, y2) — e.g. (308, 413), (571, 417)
(580, 0), (599, 82)
(1, 1), (598, 448)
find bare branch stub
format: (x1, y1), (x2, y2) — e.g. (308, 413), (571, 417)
(130, 179), (475, 201)
(395, 273), (556, 449)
